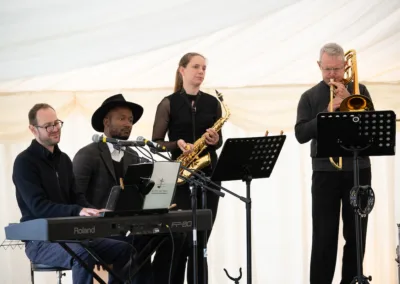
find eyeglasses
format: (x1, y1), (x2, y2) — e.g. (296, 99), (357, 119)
(35, 120), (64, 133)
(320, 66), (344, 73)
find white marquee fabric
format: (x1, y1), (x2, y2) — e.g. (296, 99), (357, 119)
(0, 0), (400, 283)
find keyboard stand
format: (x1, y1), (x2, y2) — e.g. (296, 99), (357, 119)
(58, 241), (126, 284)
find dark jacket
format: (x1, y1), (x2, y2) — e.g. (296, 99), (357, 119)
(72, 141), (144, 208)
(295, 81), (372, 171)
(13, 139), (91, 222)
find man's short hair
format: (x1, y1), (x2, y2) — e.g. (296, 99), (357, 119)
(28, 103), (54, 125)
(319, 43), (345, 61)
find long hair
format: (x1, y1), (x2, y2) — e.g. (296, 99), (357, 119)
(174, 52), (205, 92)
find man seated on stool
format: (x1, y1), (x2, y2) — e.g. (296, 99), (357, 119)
(73, 94), (187, 284)
(13, 103), (136, 284)
(73, 94), (155, 284)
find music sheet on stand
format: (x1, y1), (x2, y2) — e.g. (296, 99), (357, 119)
(143, 161), (180, 210)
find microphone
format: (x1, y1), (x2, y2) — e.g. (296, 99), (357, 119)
(136, 136), (167, 151)
(92, 134), (145, 147)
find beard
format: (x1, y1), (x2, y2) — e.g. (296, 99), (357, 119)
(39, 132), (60, 146)
(109, 127), (131, 140)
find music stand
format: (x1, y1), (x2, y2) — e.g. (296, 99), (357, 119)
(103, 163), (169, 217)
(316, 110), (396, 284)
(211, 135), (286, 284)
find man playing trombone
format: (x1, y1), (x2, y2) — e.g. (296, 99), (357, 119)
(294, 42), (373, 284)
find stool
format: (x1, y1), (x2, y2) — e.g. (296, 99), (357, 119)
(30, 262), (70, 284)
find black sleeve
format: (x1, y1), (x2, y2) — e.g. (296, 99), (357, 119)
(72, 147), (93, 198)
(13, 156), (82, 218)
(152, 97), (179, 150)
(294, 91), (318, 144)
(67, 156), (94, 208)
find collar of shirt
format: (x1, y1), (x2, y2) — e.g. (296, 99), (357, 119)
(30, 139), (61, 163)
(106, 140), (125, 162)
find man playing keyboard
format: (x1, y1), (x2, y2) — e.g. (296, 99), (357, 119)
(12, 103), (136, 284)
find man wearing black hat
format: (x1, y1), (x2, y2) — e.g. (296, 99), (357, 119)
(72, 94), (154, 284)
(73, 94), (144, 208)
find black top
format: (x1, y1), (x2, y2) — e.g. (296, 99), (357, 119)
(112, 159), (124, 181)
(13, 139), (92, 222)
(295, 81), (372, 171)
(152, 89), (223, 172)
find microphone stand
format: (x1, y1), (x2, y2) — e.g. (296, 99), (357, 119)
(112, 144), (221, 284)
(200, 171), (208, 283)
(102, 141), (249, 283)
(149, 148), (248, 284)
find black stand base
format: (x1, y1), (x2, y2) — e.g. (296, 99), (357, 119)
(244, 175), (252, 284)
(223, 174), (253, 284)
(210, 135), (286, 284)
(349, 208), (372, 284)
(224, 267), (242, 284)
(315, 111), (396, 284)
(346, 148), (375, 284)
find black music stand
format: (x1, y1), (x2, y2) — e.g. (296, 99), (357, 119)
(211, 135), (286, 284)
(102, 163), (170, 217)
(316, 110), (396, 284)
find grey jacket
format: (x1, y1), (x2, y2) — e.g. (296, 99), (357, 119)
(72, 141), (143, 208)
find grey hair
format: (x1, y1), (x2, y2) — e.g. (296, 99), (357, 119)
(319, 43), (345, 62)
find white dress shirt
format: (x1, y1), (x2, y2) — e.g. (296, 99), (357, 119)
(106, 142), (125, 162)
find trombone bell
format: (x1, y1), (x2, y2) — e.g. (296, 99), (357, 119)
(339, 94), (374, 112)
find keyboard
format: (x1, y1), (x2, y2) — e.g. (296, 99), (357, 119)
(5, 209), (212, 241)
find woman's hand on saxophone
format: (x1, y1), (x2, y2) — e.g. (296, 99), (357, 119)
(204, 128), (219, 145)
(177, 139), (194, 155)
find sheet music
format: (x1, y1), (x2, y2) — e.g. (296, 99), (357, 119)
(143, 161), (180, 209)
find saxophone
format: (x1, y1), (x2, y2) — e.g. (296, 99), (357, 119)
(176, 90), (230, 184)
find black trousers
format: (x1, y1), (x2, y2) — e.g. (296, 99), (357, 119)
(310, 168), (372, 284)
(153, 180), (221, 284)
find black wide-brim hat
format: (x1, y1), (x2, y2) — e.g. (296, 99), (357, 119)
(91, 94), (144, 132)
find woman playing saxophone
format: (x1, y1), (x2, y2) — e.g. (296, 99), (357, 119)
(151, 52), (223, 284)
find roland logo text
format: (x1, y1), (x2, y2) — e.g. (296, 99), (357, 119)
(73, 226), (96, 235)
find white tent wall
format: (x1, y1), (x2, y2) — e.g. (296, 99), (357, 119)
(0, 0), (400, 283)
(0, 85), (399, 284)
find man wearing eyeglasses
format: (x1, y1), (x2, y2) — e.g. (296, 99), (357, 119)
(294, 43), (373, 284)
(12, 103), (137, 284)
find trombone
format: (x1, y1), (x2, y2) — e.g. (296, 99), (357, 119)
(328, 49), (374, 170)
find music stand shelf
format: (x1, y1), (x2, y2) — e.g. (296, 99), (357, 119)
(316, 110), (396, 284)
(211, 135), (286, 284)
